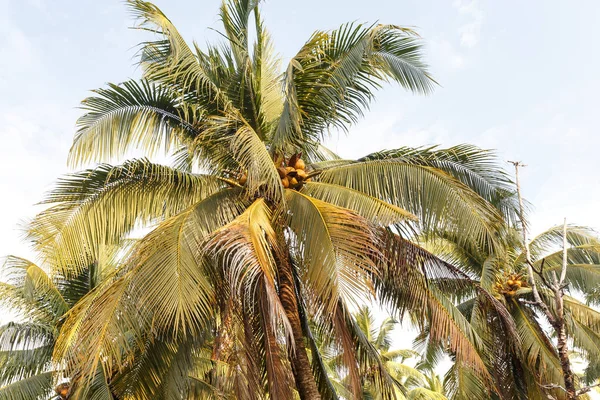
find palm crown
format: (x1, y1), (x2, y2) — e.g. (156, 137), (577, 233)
(15, 0), (526, 399)
(423, 225), (600, 399)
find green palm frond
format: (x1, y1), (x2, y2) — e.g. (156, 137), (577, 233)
(374, 232), (490, 384)
(443, 361), (487, 400)
(407, 387), (448, 400)
(570, 319), (600, 362)
(219, 0), (258, 65)
(1, 256), (68, 320)
(563, 296), (600, 330)
(73, 366), (115, 400)
(359, 144), (519, 223)
(542, 264), (600, 294)
(0, 346), (53, 385)
(69, 80), (199, 166)
(283, 190), (378, 313)
(511, 301), (563, 386)
(229, 123), (283, 200)
(54, 274), (140, 388)
(317, 160), (503, 249)
(129, 0), (222, 100)
(252, 18), (284, 132)
(29, 159), (225, 274)
(273, 22), (433, 153)
(301, 181), (416, 226)
(0, 371), (55, 400)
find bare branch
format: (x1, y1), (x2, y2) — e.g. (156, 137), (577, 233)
(560, 217), (568, 285)
(509, 161), (554, 323)
(576, 382), (600, 396)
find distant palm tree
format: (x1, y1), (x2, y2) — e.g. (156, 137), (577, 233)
(424, 225), (600, 399)
(24, 0), (519, 398)
(316, 306), (447, 399)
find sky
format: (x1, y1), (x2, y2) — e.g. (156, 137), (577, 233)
(1, 0), (600, 392)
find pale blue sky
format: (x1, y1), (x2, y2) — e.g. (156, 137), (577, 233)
(1, 0), (600, 390)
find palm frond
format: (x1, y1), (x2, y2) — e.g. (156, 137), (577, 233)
(272, 23), (433, 153)
(206, 198), (293, 341)
(283, 189), (378, 313)
(511, 301), (563, 386)
(530, 225), (600, 253)
(317, 160), (503, 250)
(1, 256), (68, 319)
(358, 144), (519, 223)
(28, 159), (225, 275)
(129, 0), (223, 100)
(219, 0), (258, 65)
(69, 80), (199, 166)
(0, 371), (54, 400)
(374, 232), (491, 384)
(301, 181), (416, 226)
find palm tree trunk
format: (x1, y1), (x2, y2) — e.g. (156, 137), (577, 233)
(554, 291), (577, 399)
(276, 259), (321, 400)
(556, 323), (576, 398)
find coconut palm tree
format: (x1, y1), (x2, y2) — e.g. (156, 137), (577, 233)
(0, 246), (226, 400)
(316, 306), (448, 399)
(0, 255), (111, 399)
(25, 1), (520, 398)
(423, 225), (600, 399)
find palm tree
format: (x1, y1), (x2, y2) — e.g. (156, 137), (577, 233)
(0, 255), (110, 399)
(424, 225), (600, 399)
(316, 306), (448, 399)
(25, 1), (519, 398)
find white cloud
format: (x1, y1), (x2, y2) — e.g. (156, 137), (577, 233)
(453, 0), (484, 48)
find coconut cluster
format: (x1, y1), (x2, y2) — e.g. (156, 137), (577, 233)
(237, 153), (310, 190)
(495, 273), (527, 297)
(277, 153), (309, 190)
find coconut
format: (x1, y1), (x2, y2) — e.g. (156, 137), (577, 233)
(55, 383), (69, 399)
(290, 177), (298, 186)
(296, 169), (308, 180)
(507, 279), (514, 286)
(277, 167), (287, 178)
(281, 177), (290, 188)
(514, 280), (522, 288)
(239, 174), (247, 185)
(294, 159), (306, 170)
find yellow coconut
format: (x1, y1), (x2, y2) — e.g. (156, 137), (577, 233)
(281, 177), (290, 188)
(296, 169), (308, 180)
(290, 177), (298, 186)
(514, 280), (522, 288)
(285, 166), (296, 174)
(239, 174), (247, 185)
(507, 279), (514, 286)
(294, 159), (306, 170)
(55, 383), (69, 399)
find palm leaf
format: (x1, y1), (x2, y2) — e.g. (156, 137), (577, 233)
(316, 160), (503, 250)
(69, 80), (198, 166)
(301, 181), (416, 226)
(0, 371), (54, 400)
(283, 189), (378, 313)
(28, 159), (225, 275)
(273, 23), (433, 153)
